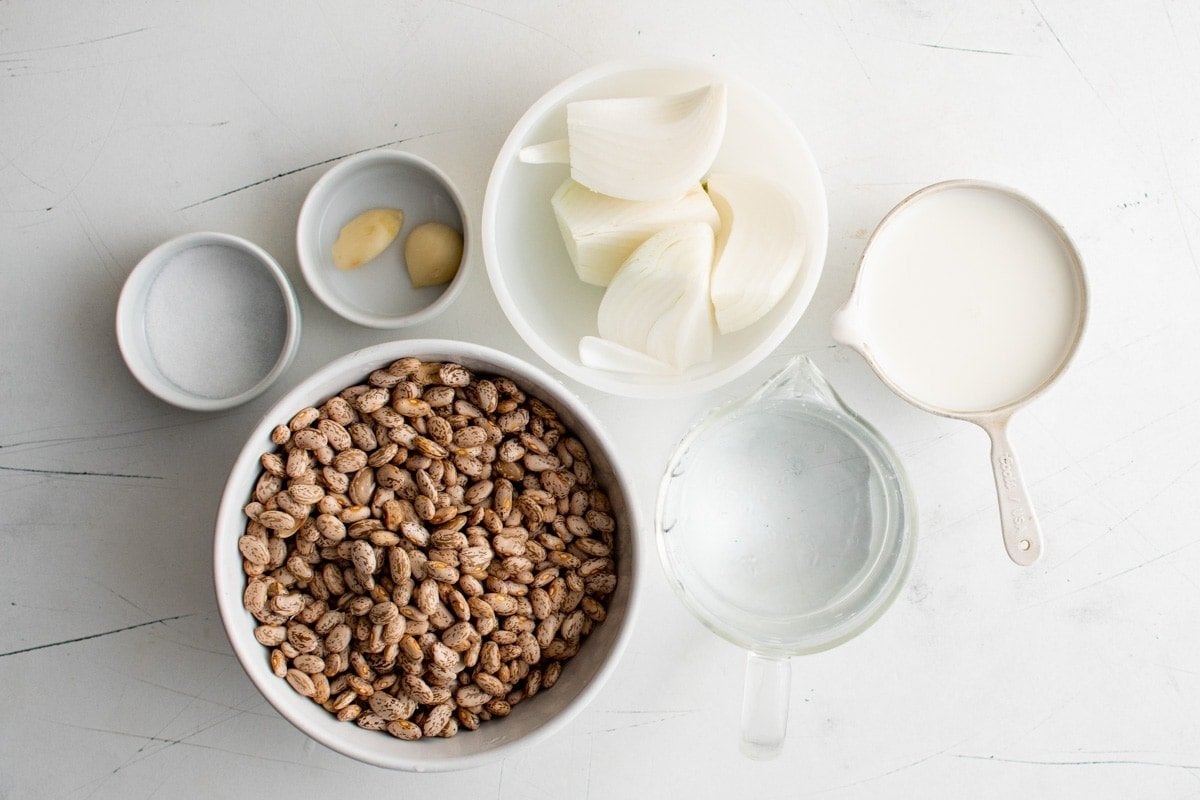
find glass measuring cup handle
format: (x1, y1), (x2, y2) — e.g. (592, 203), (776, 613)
(740, 652), (791, 759)
(982, 416), (1043, 565)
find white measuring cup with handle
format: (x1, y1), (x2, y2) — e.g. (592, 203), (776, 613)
(832, 180), (1088, 565)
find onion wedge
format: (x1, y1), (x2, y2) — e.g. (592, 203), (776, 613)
(597, 222), (715, 370)
(707, 174), (807, 333)
(565, 83), (727, 202)
(552, 179), (719, 286)
(579, 336), (673, 374)
(518, 139), (569, 164)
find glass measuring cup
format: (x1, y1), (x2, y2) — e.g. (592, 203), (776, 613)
(656, 357), (916, 758)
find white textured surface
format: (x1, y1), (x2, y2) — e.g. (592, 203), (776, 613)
(1, 2), (1198, 797)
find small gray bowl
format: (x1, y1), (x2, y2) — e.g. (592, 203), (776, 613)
(296, 150), (470, 329)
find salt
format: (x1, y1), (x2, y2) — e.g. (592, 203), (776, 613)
(143, 244), (287, 400)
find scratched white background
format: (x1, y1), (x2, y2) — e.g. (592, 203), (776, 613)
(2, 1), (1199, 797)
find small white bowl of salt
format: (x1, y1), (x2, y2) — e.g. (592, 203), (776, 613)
(116, 232), (301, 411)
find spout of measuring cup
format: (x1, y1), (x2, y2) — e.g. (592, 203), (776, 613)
(740, 652), (791, 760)
(749, 356), (849, 417)
(830, 296), (867, 352)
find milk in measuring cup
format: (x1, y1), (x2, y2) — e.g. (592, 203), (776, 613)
(858, 186), (1082, 413)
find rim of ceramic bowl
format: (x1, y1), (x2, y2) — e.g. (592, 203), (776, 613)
(115, 231), (301, 412)
(213, 339), (643, 771)
(296, 150), (472, 329)
(481, 57), (829, 398)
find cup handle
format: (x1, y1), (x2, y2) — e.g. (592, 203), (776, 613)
(740, 651), (791, 759)
(984, 418), (1042, 566)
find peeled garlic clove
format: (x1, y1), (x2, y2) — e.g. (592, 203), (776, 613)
(405, 221), (463, 288)
(552, 179), (719, 287)
(566, 83), (727, 202)
(332, 208), (404, 270)
(597, 222), (715, 371)
(579, 336), (673, 374)
(707, 174), (807, 333)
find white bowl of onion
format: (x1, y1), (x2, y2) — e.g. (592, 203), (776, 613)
(482, 59), (828, 398)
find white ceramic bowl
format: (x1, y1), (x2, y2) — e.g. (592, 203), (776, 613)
(482, 59), (829, 398)
(116, 231), (301, 411)
(214, 339), (642, 771)
(297, 150), (471, 328)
